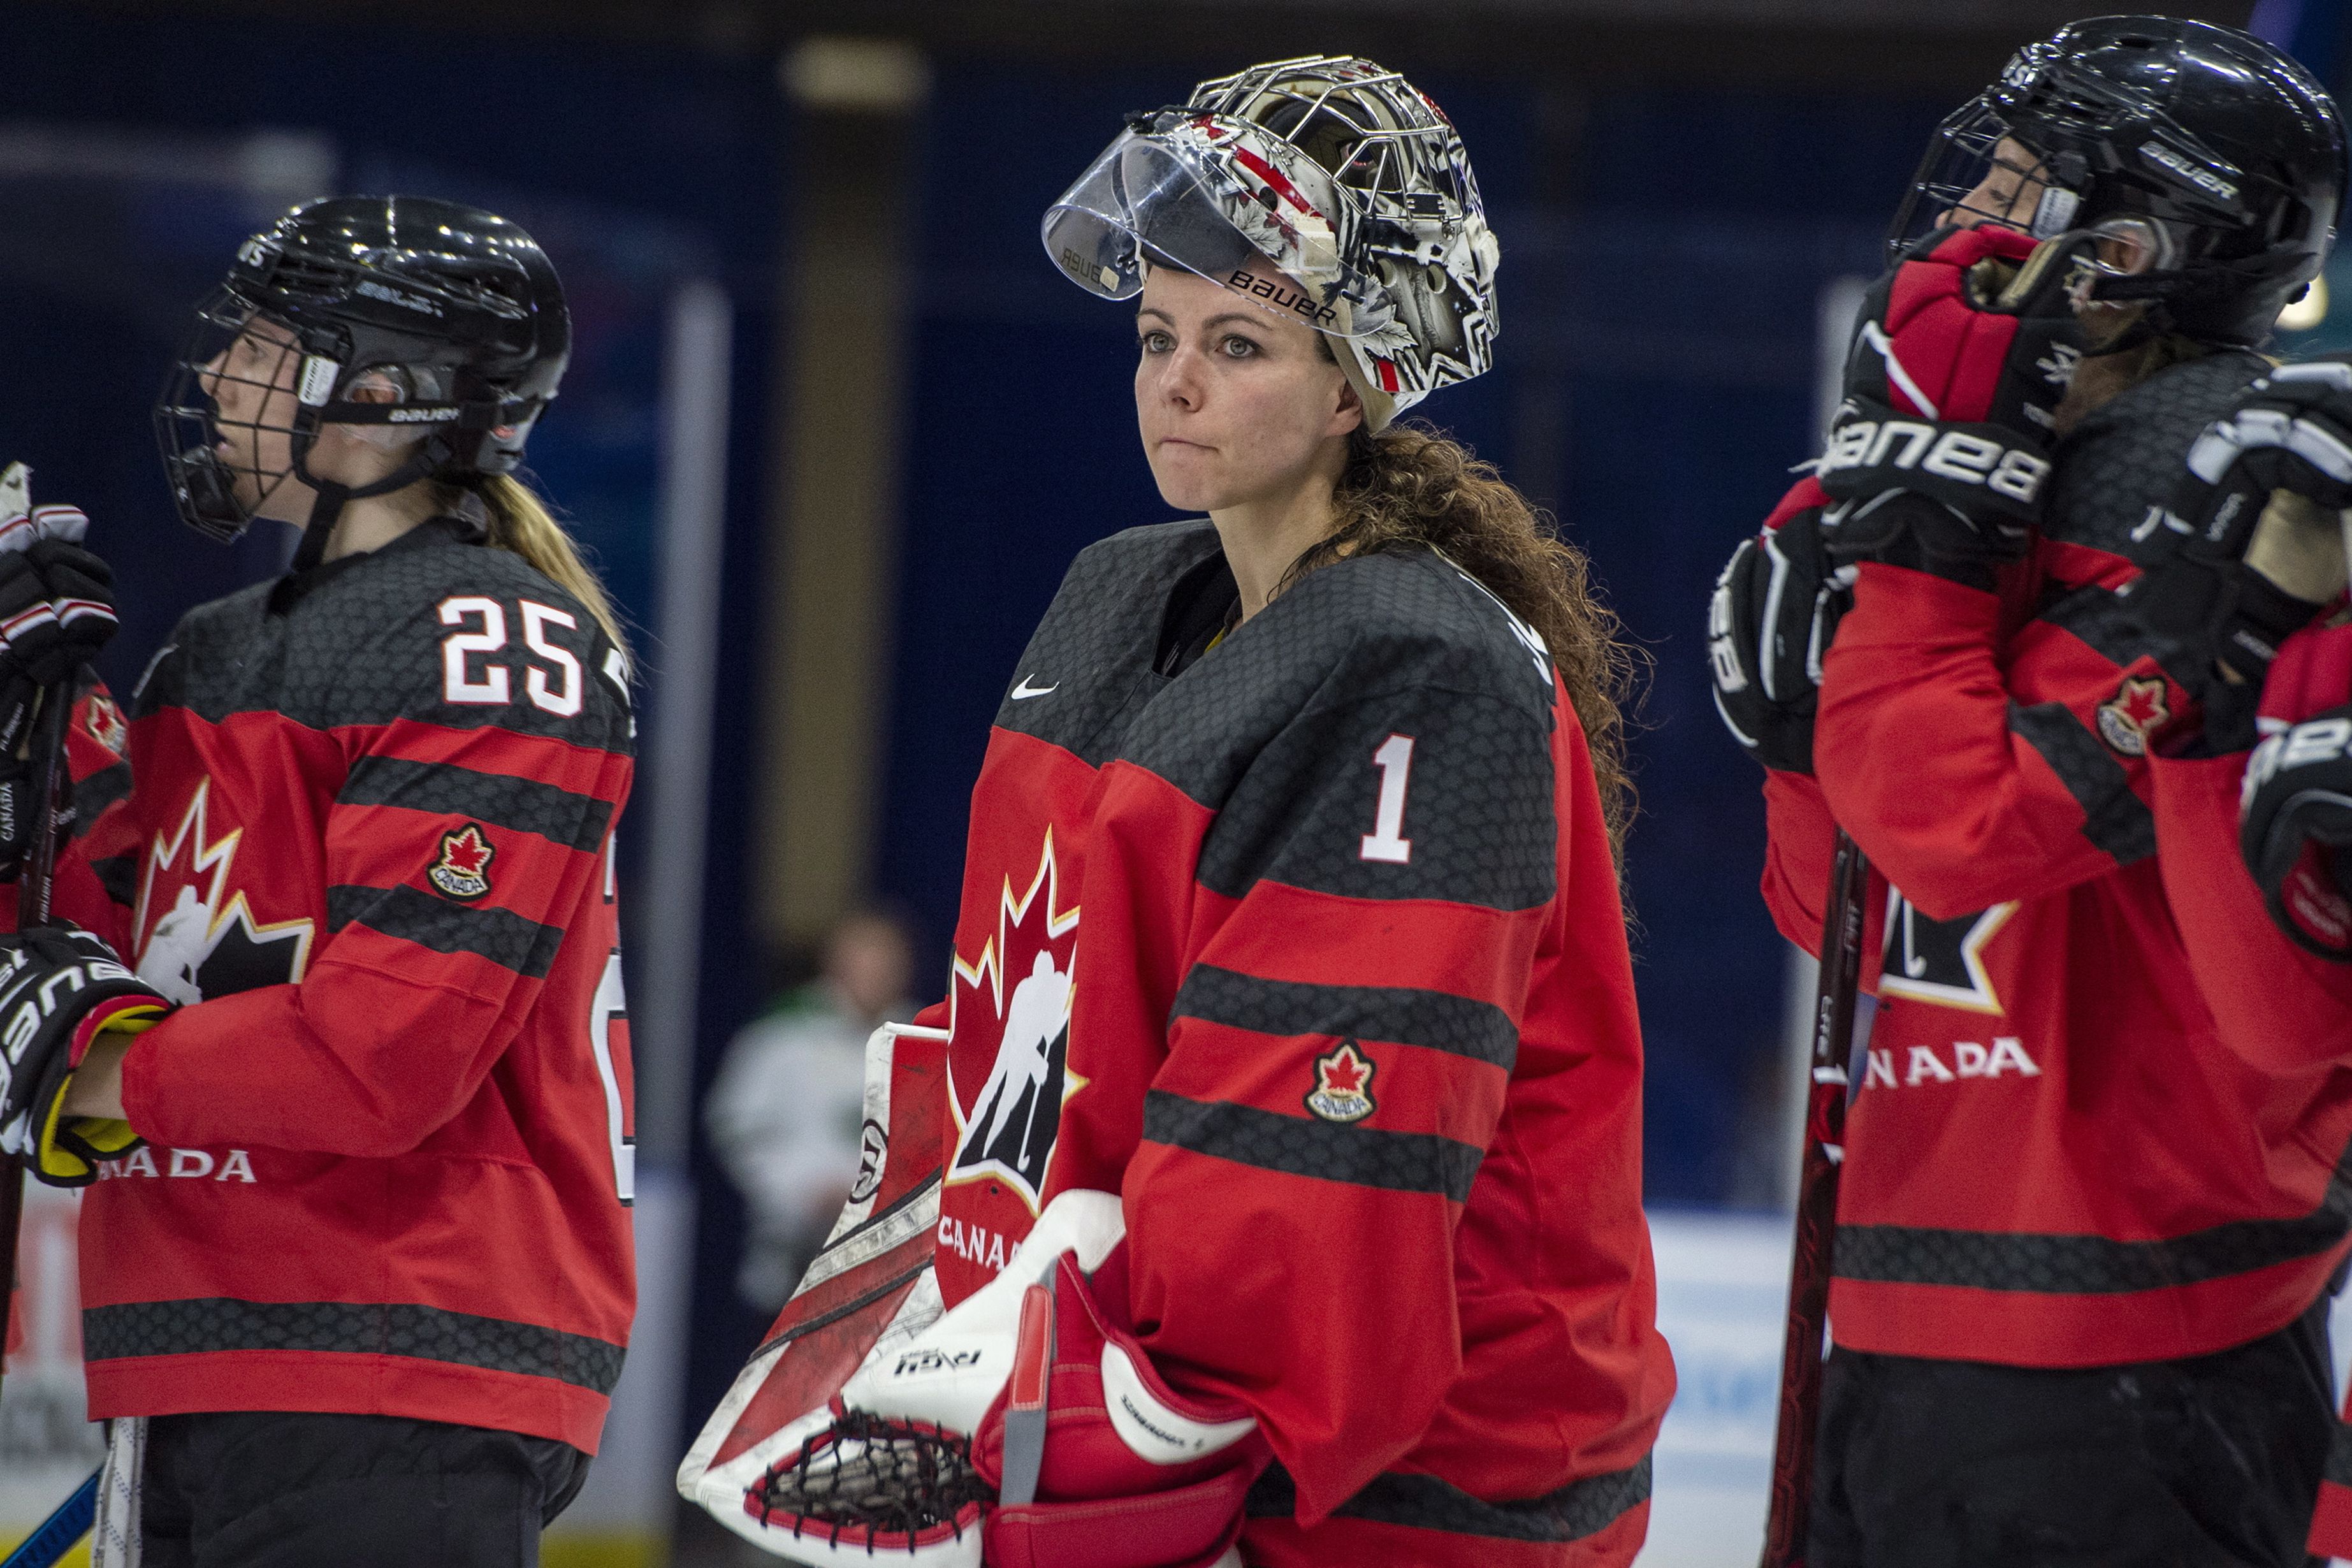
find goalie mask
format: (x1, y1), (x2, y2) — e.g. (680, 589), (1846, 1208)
(1887, 16), (2345, 349)
(1042, 54), (1500, 429)
(155, 195), (570, 555)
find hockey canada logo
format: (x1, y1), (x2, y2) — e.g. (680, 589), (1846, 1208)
(2096, 676), (2170, 758)
(134, 779), (314, 1006)
(429, 824), (495, 899)
(1305, 1040), (1377, 1123)
(946, 831), (1080, 1215)
(84, 693), (127, 756)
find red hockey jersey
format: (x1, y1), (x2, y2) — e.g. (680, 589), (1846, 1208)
(926, 522), (1673, 1567)
(1766, 352), (2352, 1368)
(47, 517), (636, 1453)
(2141, 623), (2352, 1556)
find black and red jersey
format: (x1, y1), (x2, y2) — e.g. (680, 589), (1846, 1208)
(921, 521), (1673, 1567)
(2141, 623), (2352, 1557)
(1763, 351), (2352, 1368)
(46, 516), (636, 1453)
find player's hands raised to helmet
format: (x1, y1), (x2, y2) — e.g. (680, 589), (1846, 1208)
(1817, 226), (2097, 576)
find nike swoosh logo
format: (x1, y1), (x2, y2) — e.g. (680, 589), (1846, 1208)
(1010, 676), (1059, 700)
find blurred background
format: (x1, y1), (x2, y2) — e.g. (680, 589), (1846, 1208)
(4, 0), (2351, 1562)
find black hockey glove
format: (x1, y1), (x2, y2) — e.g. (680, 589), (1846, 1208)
(2125, 359), (2352, 716)
(0, 924), (167, 1186)
(2238, 625), (2352, 962)
(1817, 226), (2095, 578)
(1708, 506), (1852, 776)
(2240, 702), (2352, 962)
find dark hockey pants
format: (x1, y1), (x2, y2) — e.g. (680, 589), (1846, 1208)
(1810, 1296), (2335, 1567)
(136, 1411), (590, 1568)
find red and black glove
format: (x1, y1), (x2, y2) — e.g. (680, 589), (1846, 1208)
(1817, 224), (2096, 577)
(0, 924), (169, 1186)
(2240, 623), (2352, 961)
(0, 490), (119, 878)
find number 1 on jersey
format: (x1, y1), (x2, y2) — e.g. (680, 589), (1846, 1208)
(1361, 733), (1416, 864)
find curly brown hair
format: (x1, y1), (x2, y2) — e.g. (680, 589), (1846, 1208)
(1279, 421), (1643, 859)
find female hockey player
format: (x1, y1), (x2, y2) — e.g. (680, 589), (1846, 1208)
(1706, 17), (2352, 1566)
(0, 196), (635, 1566)
(2122, 357), (2352, 1560)
(683, 54), (1673, 1568)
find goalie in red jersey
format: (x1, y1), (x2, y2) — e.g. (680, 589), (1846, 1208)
(682, 54), (1673, 1568)
(0, 197), (637, 1566)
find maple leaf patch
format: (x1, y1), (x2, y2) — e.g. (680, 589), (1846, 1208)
(2095, 675), (2170, 758)
(1305, 1040), (1377, 1124)
(429, 824), (496, 900)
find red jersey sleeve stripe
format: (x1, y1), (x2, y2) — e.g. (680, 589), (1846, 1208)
(1171, 964), (1516, 1070)
(337, 756), (614, 853)
(326, 883), (564, 978)
(1142, 1087), (1483, 1201)
(2005, 701), (2158, 864)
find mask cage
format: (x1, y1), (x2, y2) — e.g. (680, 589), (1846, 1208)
(1197, 64), (1464, 214)
(1886, 100), (2089, 263)
(153, 291), (326, 544)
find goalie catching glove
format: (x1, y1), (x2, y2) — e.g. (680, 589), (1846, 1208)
(748, 1189), (1265, 1568)
(1817, 224), (2094, 575)
(0, 925), (168, 1185)
(2126, 358), (2352, 711)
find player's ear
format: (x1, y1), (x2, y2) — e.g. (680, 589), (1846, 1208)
(1328, 367), (1364, 440)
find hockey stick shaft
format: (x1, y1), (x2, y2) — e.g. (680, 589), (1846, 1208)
(0, 681), (82, 1404)
(0, 1469), (98, 1568)
(1759, 827), (1869, 1568)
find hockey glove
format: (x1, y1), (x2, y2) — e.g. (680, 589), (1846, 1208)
(1708, 484), (1852, 776)
(2240, 623), (2352, 962)
(1817, 226), (2096, 576)
(2126, 359), (2352, 700)
(0, 926), (167, 1186)
(0, 472), (119, 879)
(749, 1190), (1264, 1568)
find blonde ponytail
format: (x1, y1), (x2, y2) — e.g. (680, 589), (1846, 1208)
(467, 475), (631, 664)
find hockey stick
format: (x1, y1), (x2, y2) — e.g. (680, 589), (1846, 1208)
(0, 1470), (97, 1568)
(1759, 827), (1870, 1568)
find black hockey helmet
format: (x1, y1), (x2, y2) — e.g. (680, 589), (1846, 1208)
(1888, 16), (2346, 348)
(155, 194), (570, 547)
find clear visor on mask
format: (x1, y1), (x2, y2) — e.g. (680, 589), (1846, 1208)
(1040, 126), (1397, 338)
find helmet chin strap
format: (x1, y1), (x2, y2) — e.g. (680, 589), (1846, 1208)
(286, 430), (440, 574)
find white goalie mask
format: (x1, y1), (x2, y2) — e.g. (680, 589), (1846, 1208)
(1042, 54), (1502, 429)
